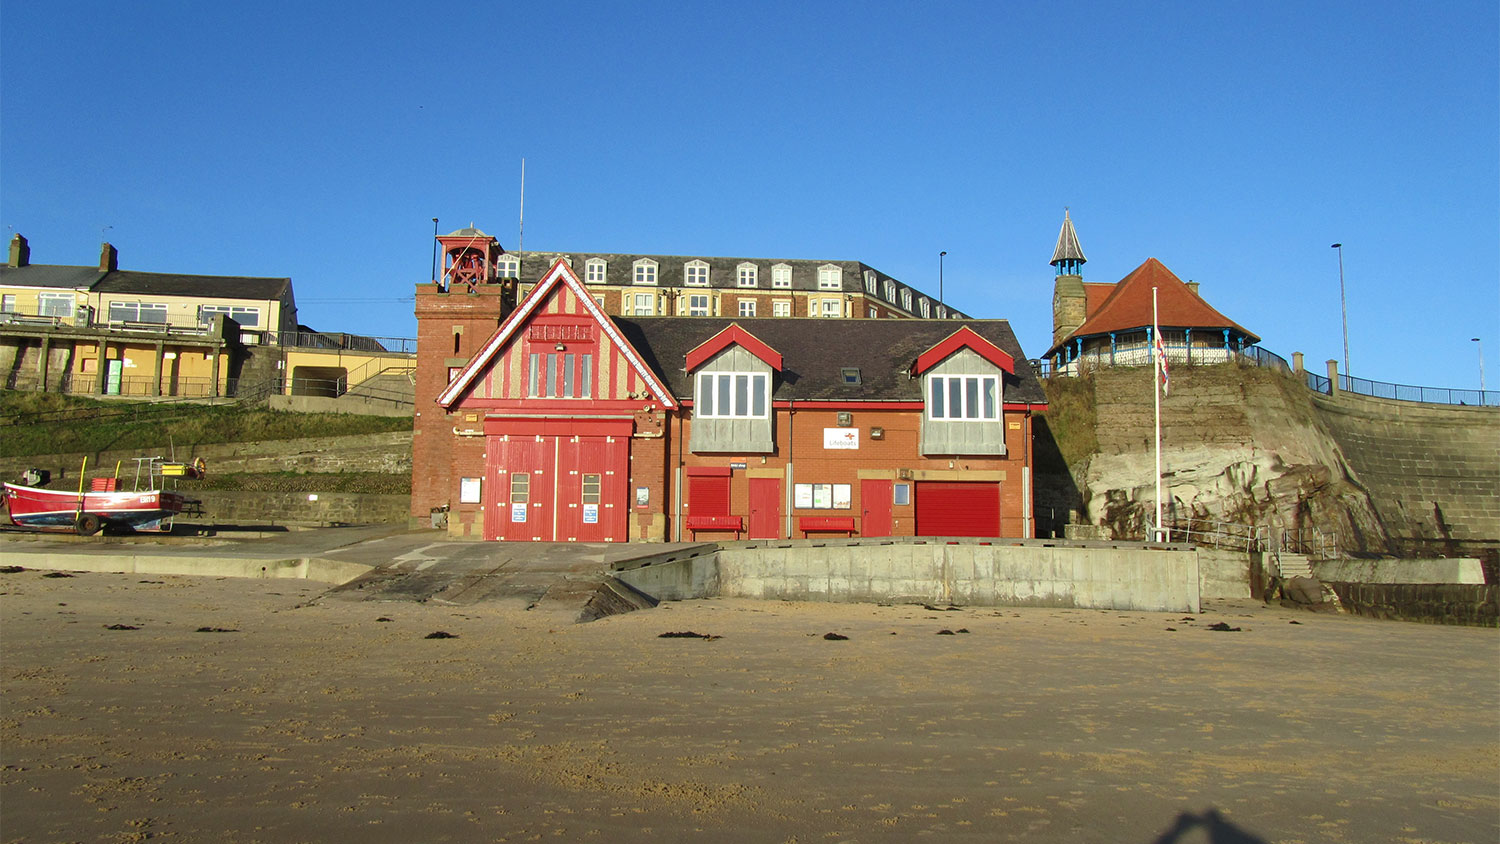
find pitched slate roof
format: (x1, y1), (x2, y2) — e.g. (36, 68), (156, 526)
(93, 270), (291, 301)
(0, 264), (104, 290)
(1046, 257), (1258, 357)
(614, 317), (1047, 405)
(509, 251), (967, 317)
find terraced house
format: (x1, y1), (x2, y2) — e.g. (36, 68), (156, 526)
(413, 253), (1048, 543)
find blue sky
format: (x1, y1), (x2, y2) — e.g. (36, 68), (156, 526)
(3, 0), (1496, 390)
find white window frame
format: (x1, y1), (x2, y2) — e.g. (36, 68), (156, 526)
(817, 264), (842, 291)
(773, 300), (792, 317)
(738, 300), (756, 317)
(883, 280), (896, 302)
(497, 257), (520, 278)
(919, 298), (931, 318)
(736, 263), (758, 288)
(632, 292), (656, 315)
(687, 294), (710, 316)
(820, 299), (841, 318)
(927, 374), (1000, 421)
(199, 305), (261, 328)
(585, 258), (608, 284)
(771, 264), (792, 289)
(864, 271), (877, 295)
(37, 292), (75, 318)
(108, 301), (169, 324)
(868, 306), (878, 318)
(633, 259), (659, 285)
(0, 294), (15, 313)
(695, 371), (770, 419)
(684, 260), (709, 287)
(901, 289), (913, 311)
(937, 305), (948, 319)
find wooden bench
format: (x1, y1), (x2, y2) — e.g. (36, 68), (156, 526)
(798, 516), (856, 538)
(685, 514), (743, 540)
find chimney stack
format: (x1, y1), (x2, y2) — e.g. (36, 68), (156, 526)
(8, 233), (29, 267)
(100, 242), (118, 272)
(1186, 280), (1200, 296)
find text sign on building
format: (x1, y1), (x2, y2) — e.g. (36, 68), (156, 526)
(823, 428), (859, 450)
(527, 323), (594, 342)
(511, 503), (528, 523)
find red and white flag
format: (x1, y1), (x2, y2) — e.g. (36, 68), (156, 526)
(1154, 333), (1170, 397)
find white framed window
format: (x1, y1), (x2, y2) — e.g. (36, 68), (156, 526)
(820, 299), (841, 318)
(199, 305), (260, 328)
(688, 294), (710, 316)
(883, 280), (896, 302)
(928, 374), (999, 420)
(593, 295), (606, 308)
(684, 260), (709, 287)
(108, 301), (168, 324)
(528, 351), (594, 398)
(893, 483), (911, 506)
(817, 264), (842, 291)
(937, 305), (948, 319)
(738, 300), (756, 317)
(497, 257), (519, 278)
(901, 289), (913, 311)
(586, 258), (608, 283)
(737, 263), (758, 287)
(695, 372), (769, 418)
(864, 271), (877, 295)
(919, 298), (931, 318)
(868, 306), (878, 318)
(38, 292), (74, 318)
(633, 259), (658, 285)
(773, 300), (791, 317)
(631, 293), (656, 315)
(0, 294), (14, 313)
(771, 264), (792, 289)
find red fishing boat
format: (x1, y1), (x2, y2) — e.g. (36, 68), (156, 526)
(3, 457), (202, 535)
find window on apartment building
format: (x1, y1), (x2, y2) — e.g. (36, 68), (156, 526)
(737, 263), (758, 287)
(818, 264), (842, 290)
(773, 300), (791, 317)
(632, 293), (657, 315)
(882, 280), (896, 302)
(771, 264), (792, 289)
(901, 290), (913, 311)
(0, 294), (15, 313)
(688, 294), (710, 316)
(928, 374), (998, 420)
(528, 351), (593, 399)
(633, 259), (658, 285)
(684, 261), (709, 286)
(108, 302), (168, 324)
(593, 295), (606, 309)
(738, 300), (756, 317)
(37, 293), (75, 318)
(919, 298), (930, 318)
(868, 306), (878, 318)
(937, 305), (948, 319)
(864, 271), (877, 295)
(586, 259), (607, 283)
(821, 299), (841, 318)
(696, 372), (769, 418)
(497, 258), (519, 278)
(199, 305), (261, 328)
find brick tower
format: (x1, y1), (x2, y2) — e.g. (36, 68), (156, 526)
(1050, 210), (1088, 348)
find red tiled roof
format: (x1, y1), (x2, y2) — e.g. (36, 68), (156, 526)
(1050, 258), (1258, 355)
(1083, 282), (1116, 318)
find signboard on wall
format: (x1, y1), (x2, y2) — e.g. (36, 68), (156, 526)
(823, 428), (859, 449)
(583, 504), (599, 524)
(511, 503), (528, 523)
(459, 477), (481, 504)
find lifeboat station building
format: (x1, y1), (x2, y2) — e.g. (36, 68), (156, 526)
(412, 257), (1049, 543)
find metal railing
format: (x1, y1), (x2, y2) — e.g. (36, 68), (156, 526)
(266, 330), (416, 354)
(1152, 516), (1266, 552)
(1339, 374), (1495, 407)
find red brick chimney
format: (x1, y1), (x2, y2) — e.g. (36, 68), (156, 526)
(8, 234), (29, 267)
(99, 242), (118, 272)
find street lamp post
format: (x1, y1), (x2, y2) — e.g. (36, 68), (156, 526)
(939, 251), (947, 314)
(1331, 243), (1348, 377)
(1473, 337), (1486, 394)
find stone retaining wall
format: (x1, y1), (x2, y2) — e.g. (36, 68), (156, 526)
(1329, 582), (1499, 627)
(0, 431), (414, 481)
(187, 490), (409, 526)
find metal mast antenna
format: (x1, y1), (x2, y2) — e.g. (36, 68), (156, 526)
(517, 159), (525, 281)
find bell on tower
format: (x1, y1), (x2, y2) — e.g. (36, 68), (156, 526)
(437, 224), (503, 292)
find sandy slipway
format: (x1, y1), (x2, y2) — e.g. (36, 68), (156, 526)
(1, 569), (1496, 844)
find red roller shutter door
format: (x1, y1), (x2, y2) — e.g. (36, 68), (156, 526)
(915, 481), (1000, 537)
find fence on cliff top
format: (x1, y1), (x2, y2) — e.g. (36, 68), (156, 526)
(1033, 344), (1498, 408)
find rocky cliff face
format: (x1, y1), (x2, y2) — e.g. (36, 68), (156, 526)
(1043, 365), (1411, 556)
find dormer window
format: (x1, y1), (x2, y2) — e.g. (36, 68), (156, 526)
(901, 289), (913, 311)
(928, 374), (998, 420)
(697, 372), (769, 418)
(772, 264), (792, 289)
(684, 260), (709, 286)
(883, 279), (896, 302)
(585, 258), (608, 283)
(633, 259), (658, 285)
(818, 264), (842, 291)
(919, 298), (931, 318)
(498, 257), (520, 278)
(737, 263), (758, 287)
(841, 367), (861, 385)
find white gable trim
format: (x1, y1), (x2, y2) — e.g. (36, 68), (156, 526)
(436, 259), (678, 409)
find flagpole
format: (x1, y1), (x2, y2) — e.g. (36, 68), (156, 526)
(1153, 286), (1163, 543)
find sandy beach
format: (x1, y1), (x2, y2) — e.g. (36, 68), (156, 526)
(1, 567), (1495, 843)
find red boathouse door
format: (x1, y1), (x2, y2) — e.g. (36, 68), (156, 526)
(915, 481), (1000, 538)
(860, 479), (893, 537)
(749, 477), (781, 539)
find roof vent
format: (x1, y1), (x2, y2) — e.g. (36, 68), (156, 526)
(840, 367), (861, 385)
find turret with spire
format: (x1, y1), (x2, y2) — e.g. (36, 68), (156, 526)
(1051, 209), (1088, 347)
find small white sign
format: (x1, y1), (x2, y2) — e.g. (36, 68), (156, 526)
(583, 504), (599, 524)
(511, 503), (528, 523)
(459, 477), (481, 504)
(823, 427), (859, 449)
